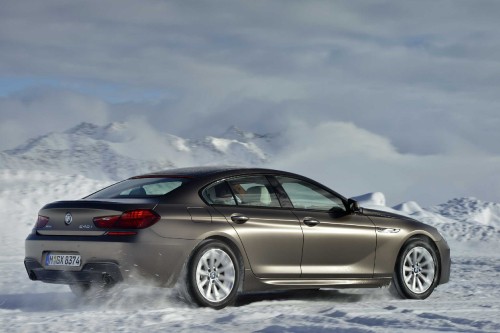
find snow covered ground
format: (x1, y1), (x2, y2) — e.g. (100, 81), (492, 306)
(1, 169), (499, 332)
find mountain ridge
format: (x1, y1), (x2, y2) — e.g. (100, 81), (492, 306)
(0, 121), (273, 180)
(354, 191), (500, 241)
(1, 122), (499, 242)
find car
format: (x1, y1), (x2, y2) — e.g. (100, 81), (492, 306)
(25, 166), (450, 309)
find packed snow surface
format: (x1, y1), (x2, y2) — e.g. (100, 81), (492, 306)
(1, 170), (500, 332)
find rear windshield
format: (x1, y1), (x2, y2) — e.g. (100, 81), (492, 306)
(85, 177), (189, 199)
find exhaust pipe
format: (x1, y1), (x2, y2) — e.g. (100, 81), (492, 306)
(102, 273), (113, 285)
(28, 271), (37, 281)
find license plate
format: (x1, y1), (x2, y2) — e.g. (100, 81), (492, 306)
(45, 253), (81, 267)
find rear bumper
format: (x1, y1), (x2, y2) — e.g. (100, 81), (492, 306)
(24, 259), (123, 285)
(24, 230), (198, 287)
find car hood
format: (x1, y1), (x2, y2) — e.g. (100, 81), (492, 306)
(361, 207), (444, 241)
(361, 207), (417, 222)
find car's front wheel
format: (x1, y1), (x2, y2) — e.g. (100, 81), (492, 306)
(187, 240), (241, 309)
(391, 237), (440, 299)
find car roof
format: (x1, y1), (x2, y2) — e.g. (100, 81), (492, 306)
(130, 166), (293, 179)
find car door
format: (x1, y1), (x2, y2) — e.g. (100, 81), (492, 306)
(274, 176), (377, 279)
(203, 175), (303, 278)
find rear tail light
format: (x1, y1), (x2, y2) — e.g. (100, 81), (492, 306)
(36, 215), (49, 228)
(93, 209), (160, 229)
(92, 215), (121, 228)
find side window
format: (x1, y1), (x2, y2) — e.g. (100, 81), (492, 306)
(227, 176), (281, 208)
(276, 176), (346, 212)
(203, 181), (236, 206)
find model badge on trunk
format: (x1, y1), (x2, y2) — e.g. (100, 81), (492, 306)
(64, 212), (73, 225)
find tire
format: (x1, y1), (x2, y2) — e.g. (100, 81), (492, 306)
(187, 240), (241, 309)
(391, 237), (440, 299)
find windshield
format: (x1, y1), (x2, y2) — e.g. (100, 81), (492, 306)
(85, 177), (190, 199)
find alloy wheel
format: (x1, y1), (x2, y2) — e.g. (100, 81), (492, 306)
(402, 246), (435, 294)
(195, 248), (236, 302)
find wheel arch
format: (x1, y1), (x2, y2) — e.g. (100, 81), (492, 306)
(374, 229), (442, 278)
(204, 235), (246, 270)
(390, 233), (442, 299)
(396, 234), (441, 264)
(186, 234), (248, 292)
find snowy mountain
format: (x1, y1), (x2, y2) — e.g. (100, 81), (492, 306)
(1, 122), (499, 244)
(0, 122), (273, 180)
(2, 121), (499, 244)
(1, 118), (499, 244)
(354, 192), (500, 242)
(429, 197), (500, 227)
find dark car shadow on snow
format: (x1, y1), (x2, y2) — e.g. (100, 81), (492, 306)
(0, 288), (371, 312)
(236, 289), (364, 307)
(0, 292), (81, 312)
(0, 289), (189, 312)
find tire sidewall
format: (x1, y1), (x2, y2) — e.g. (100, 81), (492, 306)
(394, 238), (440, 299)
(187, 240), (241, 309)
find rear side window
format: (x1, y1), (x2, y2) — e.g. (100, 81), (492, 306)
(203, 181), (237, 206)
(86, 178), (189, 199)
(202, 176), (281, 208)
(227, 176), (280, 208)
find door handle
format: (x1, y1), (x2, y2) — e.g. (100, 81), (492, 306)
(231, 214), (249, 224)
(303, 217), (320, 227)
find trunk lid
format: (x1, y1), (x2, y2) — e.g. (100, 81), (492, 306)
(36, 198), (159, 236)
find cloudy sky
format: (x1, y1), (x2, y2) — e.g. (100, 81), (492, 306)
(1, 0), (500, 205)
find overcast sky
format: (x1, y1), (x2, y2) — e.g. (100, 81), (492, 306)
(1, 0), (500, 205)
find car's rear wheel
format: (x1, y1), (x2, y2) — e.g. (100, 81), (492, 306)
(187, 240), (241, 309)
(391, 237), (440, 299)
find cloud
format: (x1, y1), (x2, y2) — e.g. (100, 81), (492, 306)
(1, 1), (500, 203)
(272, 120), (500, 206)
(0, 88), (109, 150)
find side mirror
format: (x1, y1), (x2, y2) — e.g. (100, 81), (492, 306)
(347, 198), (361, 213)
